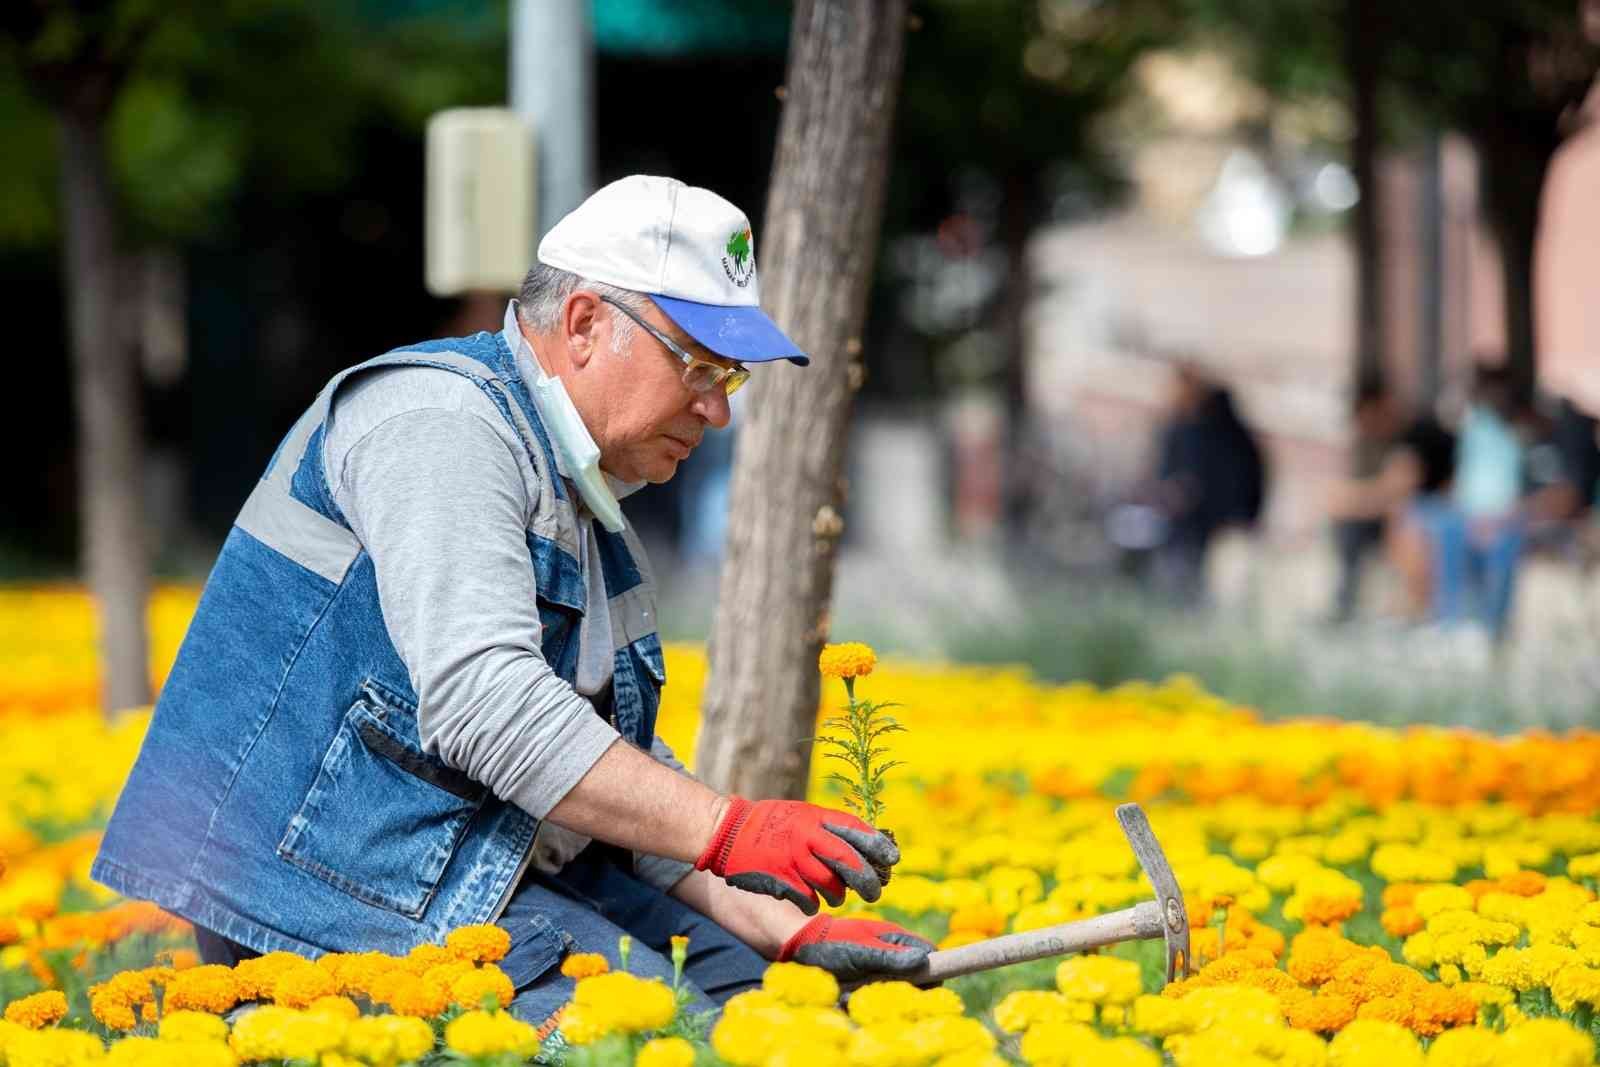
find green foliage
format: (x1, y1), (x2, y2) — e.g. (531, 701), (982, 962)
(0, 0), (505, 248)
(815, 689), (905, 828)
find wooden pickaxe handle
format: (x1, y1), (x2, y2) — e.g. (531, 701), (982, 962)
(894, 900), (1165, 986)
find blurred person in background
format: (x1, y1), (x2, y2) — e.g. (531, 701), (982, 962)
(1145, 364), (1266, 605)
(1414, 362), (1528, 641)
(1326, 381), (1403, 622)
(1522, 398), (1600, 549)
(1323, 384), (1458, 622)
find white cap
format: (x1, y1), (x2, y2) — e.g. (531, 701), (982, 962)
(536, 175), (807, 364)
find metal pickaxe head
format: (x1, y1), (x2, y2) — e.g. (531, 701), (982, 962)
(859, 802), (1193, 993)
(1115, 802), (1191, 983)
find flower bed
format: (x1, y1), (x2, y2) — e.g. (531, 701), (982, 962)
(2, 588), (1599, 1064)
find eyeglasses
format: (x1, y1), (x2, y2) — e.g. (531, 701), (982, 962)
(600, 296), (751, 397)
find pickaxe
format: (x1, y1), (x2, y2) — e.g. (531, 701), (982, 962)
(877, 803), (1191, 988)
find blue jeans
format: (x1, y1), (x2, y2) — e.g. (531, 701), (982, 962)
(504, 847), (767, 1028)
(197, 847), (767, 1028)
(1412, 498), (1524, 638)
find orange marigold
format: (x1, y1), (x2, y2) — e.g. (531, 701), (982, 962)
(1285, 992), (1357, 1033)
(451, 965), (515, 1010)
(403, 943), (456, 975)
(90, 989), (139, 1031)
(560, 953), (610, 979)
(1410, 983), (1477, 1036)
(1301, 895), (1362, 926)
(272, 964), (338, 1008)
(4, 990), (67, 1029)
(818, 643), (876, 679)
(1355, 995), (1413, 1028)
(164, 964), (242, 1014)
(446, 924), (511, 964)
(1381, 884), (1425, 910)
(387, 975), (450, 1018)
(233, 951), (310, 999)
(1380, 907), (1424, 938)
(1496, 870), (1547, 897)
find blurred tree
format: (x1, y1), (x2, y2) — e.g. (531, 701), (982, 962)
(698, 0), (908, 800)
(1173, 0), (1597, 397)
(886, 0), (1175, 525)
(1, 0), (500, 712)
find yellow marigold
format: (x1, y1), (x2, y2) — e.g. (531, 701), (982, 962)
(1017, 1020), (1102, 1065)
(846, 980), (923, 1025)
(444, 1010), (538, 1059)
(1055, 955), (1143, 1005)
(554, 1002), (614, 1046)
(4, 990), (67, 1029)
(227, 1005), (346, 1062)
(271, 963), (338, 1008)
(1327, 1019), (1422, 1066)
(819, 642), (876, 679)
(5, 1029), (105, 1065)
(573, 972), (676, 1032)
(994, 990), (1086, 1033)
(107, 1036), (237, 1067)
(445, 924), (510, 964)
(1424, 1026), (1499, 1065)
(762, 961), (839, 1007)
(165, 965), (241, 1015)
(307, 995), (360, 1020)
(450, 965), (514, 1010)
(559, 952), (610, 979)
(637, 1036), (696, 1067)
(1130, 993), (1191, 1036)
(1498, 1017), (1594, 1067)
(341, 1014), (435, 1066)
(159, 1011), (230, 1044)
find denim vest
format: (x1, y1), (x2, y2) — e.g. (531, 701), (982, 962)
(91, 328), (665, 982)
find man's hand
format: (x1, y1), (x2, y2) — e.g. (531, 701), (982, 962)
(694, 796), (898, 914)
(778, 915), (934, 981)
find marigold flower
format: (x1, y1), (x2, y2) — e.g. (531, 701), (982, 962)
(90, 989), (139, 1031)
(159, 1011), (230, 1044)
(450, 965), (515, 1010)
(1055, 955), (1143, 1005)
(6, 989), (68, 1029)
(227, 1005), (345, 1062)
(1498, 1017), (1594, 1067)
(573, 971), (676, 1032)
(819, 642), (876, 679)
(341, 1014), (435, 1066)
(271, 963), (338, 1008)
(444, 1010), (539, 1058)
(165, 965), (241, 1015)
(445, 924), (510, 964)
(637, 1036), (696, 1067)
(762, 961), (839, 1007)
(384, 975), (450, 1018)
(560, 952), (610, 979)
(1285, 991), (1356, 1033)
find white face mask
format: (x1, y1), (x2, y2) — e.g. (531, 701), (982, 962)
(530, 373), (627, 534)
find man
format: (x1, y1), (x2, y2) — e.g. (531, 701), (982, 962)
(92, 176), (933, 1025)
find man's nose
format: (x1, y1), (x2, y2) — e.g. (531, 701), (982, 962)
(693, 387), (733, 429)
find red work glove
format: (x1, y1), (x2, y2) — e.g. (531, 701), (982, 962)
(778, 915), (934, 981)
(695, 796), (898, 914)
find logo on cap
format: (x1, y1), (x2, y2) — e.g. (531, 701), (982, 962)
(722, 227), (755, 288)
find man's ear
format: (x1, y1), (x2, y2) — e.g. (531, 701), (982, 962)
(562, 290), (605, 368)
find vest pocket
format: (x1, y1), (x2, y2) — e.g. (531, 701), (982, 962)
(277, 683), (486, 919)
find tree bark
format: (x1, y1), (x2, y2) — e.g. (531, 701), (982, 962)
(1475, 118), (1556, 398)
(696, 0), (907, 799)
(1346, 0), (1385, 394)
(59, 100), (151, 713)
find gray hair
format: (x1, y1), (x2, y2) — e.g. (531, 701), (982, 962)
(517, 262), (651, 354)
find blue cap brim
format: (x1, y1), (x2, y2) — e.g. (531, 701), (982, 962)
(648, 294), (809, 366)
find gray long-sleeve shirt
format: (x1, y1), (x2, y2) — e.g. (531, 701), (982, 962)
(321, 360), (693, 892)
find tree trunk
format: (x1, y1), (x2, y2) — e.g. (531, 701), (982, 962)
(1346, 0), (1385, 394)
(696, 0), (907, 799)
(1475, 119), (1556, 398)
(59, 101), (151, 713)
